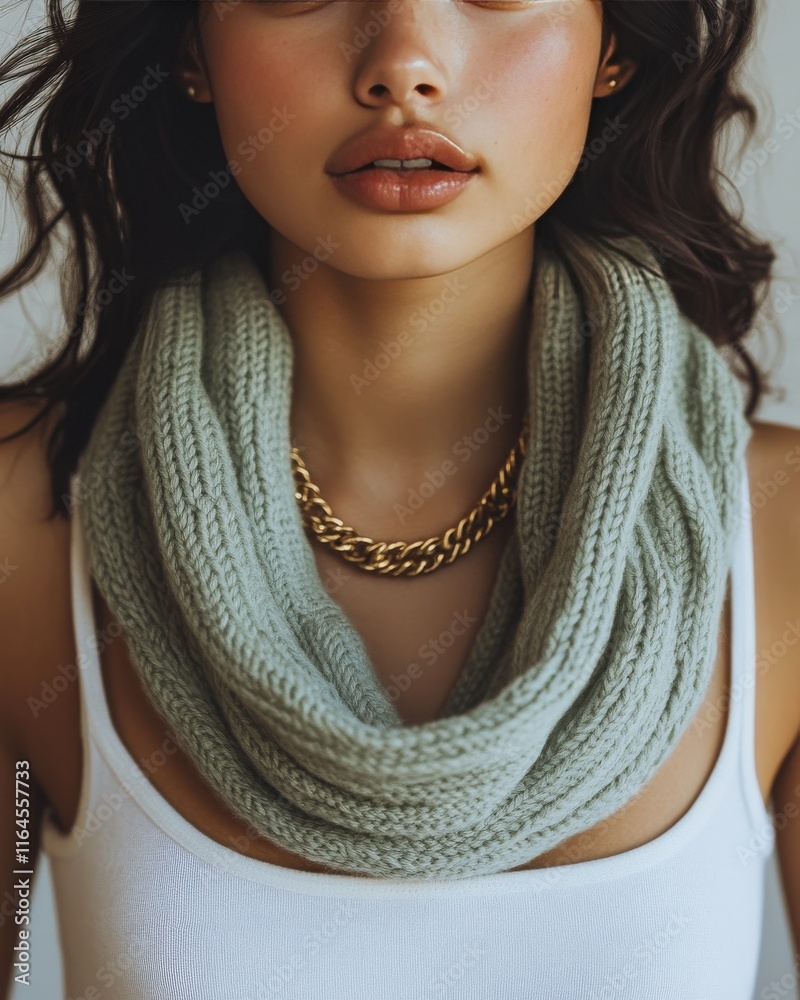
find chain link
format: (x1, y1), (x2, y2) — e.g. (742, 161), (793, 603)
(291, 419), (528, 577)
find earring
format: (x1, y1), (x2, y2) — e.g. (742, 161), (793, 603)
(186, 84), (198, 99)
(608, 78), (618, 91)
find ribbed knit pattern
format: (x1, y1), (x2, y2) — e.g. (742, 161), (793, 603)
(76, 229), (752, 879)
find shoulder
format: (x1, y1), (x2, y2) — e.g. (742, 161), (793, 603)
(745, 419), (800, 755)
(745, 419), (800, 568)
(745, 418), (800, 494)
(0, 400), (75, 762)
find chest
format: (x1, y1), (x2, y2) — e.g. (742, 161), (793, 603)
(42, 496), (796, 877)
(305, 516), (517, 726)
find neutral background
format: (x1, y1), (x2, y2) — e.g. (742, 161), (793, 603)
(1, 1), (799, 997)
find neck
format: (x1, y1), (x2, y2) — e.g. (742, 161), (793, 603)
(270, 227), (535, 532)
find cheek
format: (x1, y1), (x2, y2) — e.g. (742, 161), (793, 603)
(487, 20), (600, 188)
(199, 28), (318, 175)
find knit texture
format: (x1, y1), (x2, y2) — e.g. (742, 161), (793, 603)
(76, 229), (752, 880)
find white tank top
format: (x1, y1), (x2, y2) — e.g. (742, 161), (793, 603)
(42, 463), (775, 1000)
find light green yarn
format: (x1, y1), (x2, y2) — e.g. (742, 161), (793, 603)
(76, 227), (752, 880)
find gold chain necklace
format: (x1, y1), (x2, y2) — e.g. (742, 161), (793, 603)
(291, 417), (528, 578)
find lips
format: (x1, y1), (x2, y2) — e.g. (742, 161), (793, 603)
(326, 123), (481, 177)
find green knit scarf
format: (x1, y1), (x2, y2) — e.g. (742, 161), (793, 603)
(76, 226), (751, 880)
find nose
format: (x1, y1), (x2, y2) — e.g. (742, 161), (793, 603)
(351, 0), (452, 113)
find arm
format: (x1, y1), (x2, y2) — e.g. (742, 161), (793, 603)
(752, 420), (800, 957)
(773, 734), (800, 956)
(0, 401), (61, 998)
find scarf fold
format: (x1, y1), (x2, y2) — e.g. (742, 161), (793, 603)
(76, 226), (751, 879)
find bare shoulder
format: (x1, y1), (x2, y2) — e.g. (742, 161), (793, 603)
(0, 400), (77, 770)
(745, 418), (800, 569)
(746, 417), (800, 487)
(745, 418), (800, 778)
(0, 398), (79, 987)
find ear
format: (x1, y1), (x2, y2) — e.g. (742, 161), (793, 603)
(173, 19), (213, 104)
(593, 32), (637, 99)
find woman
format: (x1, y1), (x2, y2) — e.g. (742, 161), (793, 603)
(1, 1), (798, 997)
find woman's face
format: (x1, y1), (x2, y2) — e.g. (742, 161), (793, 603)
(188, 0), (626, 279)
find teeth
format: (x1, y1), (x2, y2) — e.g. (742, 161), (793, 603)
(371, 158), (435, 169)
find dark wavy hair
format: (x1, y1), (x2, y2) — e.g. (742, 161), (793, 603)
(0, 0), (779, 519)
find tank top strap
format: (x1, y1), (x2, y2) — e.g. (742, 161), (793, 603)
(731, 456), (772, 837)
(42, 474), (142, 857)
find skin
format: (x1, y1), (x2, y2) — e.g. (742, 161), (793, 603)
(177, 0), (636, 524)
